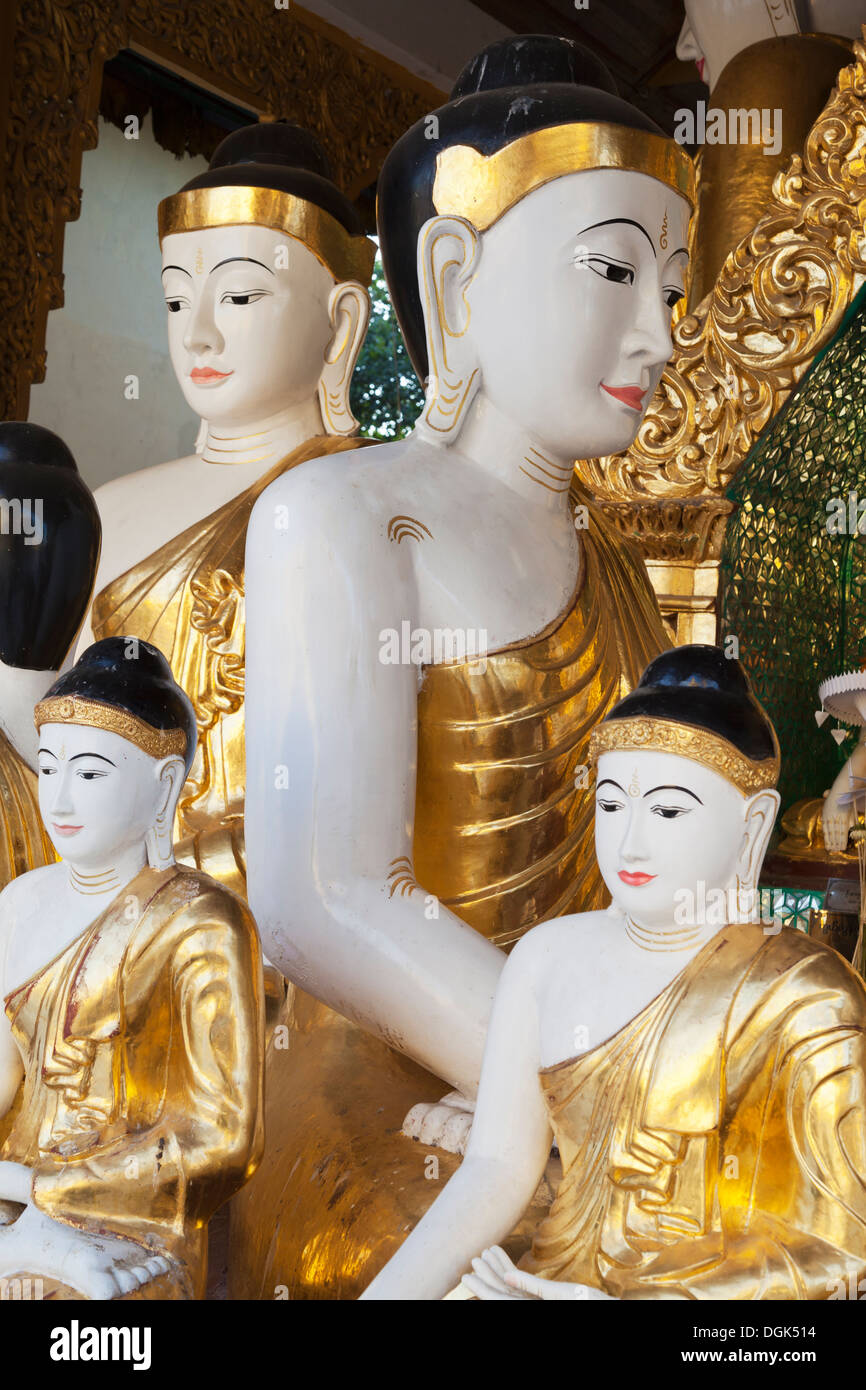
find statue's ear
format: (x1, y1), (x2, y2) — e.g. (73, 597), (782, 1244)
(318, 281), (370, 436)
(738, 788), (781, 889)
(414, 214), (482, 444)
(145, 755), (186, 872)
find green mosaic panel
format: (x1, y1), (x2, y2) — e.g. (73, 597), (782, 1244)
(721, 284), (866, 813)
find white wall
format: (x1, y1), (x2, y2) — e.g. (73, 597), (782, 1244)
(28, 115), (207, 490)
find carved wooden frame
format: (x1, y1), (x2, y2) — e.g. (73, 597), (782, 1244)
(0, 0), (442, 420)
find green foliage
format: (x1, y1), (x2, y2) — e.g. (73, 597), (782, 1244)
(350, 256), (425, 440)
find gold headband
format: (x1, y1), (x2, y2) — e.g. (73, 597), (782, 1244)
(157, 186), (377, 285)
(588, 716), (779, 796)
(35, 696), (188, 760)
(432, 122), (696, 232)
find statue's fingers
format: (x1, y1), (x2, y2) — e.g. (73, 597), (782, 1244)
(470, 1254), (512, 1295)
(401, 1102), (430, 1140)
(461, 1272), (519, 1300)
(486, 1245), (517, 1279)
(110, 1264), (138, 1296)
(503, 1267), (551, 1297)
(439, 1111), (472, 1155)
(417, 1104), (453, 1146)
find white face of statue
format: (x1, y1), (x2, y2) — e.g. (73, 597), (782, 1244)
(37, 723), (177, 870)
(161, 224), (337, 429)
(594, 748), (749, 932)
(676, 0), (800, 89)
(463, 169), (691, 460)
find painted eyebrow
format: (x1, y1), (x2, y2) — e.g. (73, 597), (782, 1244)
(69, 752), (117, 767)
(643, 784), (703, 804)
(577, 218), (655, 255)
(161, 264), (192, 278)
(596, 779), (627, 794)
(209, 256), (274, 276)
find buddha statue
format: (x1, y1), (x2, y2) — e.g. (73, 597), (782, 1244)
(232, 35), (694, 1297)
(0, 638), (264, 1299)
(80, 120), (375, 897)
(0, 422), (100, 887)
(364, 646), (866, 1301)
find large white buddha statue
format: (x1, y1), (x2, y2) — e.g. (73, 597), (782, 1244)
(78, 121), (374, 896)
(232, 36), (694, 1297)
(0, 638), (264, 1299)
(364, 646), (866, 1301)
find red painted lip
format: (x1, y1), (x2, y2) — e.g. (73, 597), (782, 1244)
(190, 367), (233, 384)
(697, 58), (706, 81)
(602, 383), (646, 412)
(52, 823), (82, 837)
(618, 870), (657, 886)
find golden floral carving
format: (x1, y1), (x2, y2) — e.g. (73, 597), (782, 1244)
(0, 0), (437, 419)
(576, 29), (866, 503)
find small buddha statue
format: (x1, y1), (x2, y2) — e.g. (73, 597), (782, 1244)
(80, 120), (375, 896)
(364, 646), (866, 1300)
(0, 422), (100, 887)
(234, 35), (694, 1296)
(0, 638), (264, 1299)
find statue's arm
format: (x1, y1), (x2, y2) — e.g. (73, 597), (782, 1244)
(0, 886), (23, 1121)
(244, 467), (505, 1094)
(362, 934), (552, 1300)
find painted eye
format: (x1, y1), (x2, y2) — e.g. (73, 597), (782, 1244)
(165, 299), (185, 313)
(38, 765), (57, 775)
(576, 255), (635, 287)
(221, 292), (267, 306)
(651, 806), (689, 819)
(77, 770), (107, 781)
(597, 799), (624, 813)
(664, 287), (684, 309)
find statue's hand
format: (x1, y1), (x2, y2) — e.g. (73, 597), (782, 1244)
(462, 1246), (614, 1301)
(402, 1090), (475, 1155)
(0, 1202), (171, 1299)
(822, 785), (855, 853)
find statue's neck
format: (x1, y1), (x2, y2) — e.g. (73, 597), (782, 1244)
(66, 842), (149, 903)
(198, 396), (326, 467)
(452, 394), (575, 513)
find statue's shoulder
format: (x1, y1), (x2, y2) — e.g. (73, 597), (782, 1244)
(507, 910), (611, 974)
(144, 865), (257, 943)
(251, 434), (427, 537)
(733, 925), (866, 1033)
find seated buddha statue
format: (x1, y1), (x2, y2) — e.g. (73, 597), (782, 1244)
(364, 646), (866, 1301)
(0, 638), (264, 1299)
(78, 120), (375, 897)
(233, 35), (694, 1297)
(0, 422), (100, 888)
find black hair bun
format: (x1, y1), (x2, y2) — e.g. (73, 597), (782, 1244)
(209, 120), (334, 181)
(0, 422), (100, 671)
(606, 644), (778, 765)
(451, 34), (617, 100)
(45, 636), (199, 775)
(176, 118), (365, 237)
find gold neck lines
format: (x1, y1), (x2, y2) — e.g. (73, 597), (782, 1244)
(69, 864), (123, 896)
(625, 916), (709, 953)
(201, 425), (280, 467)
(519, 446), (574, 496)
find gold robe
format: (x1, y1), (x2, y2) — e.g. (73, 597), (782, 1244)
(1, 864), (264, 1299)
(0, 729), (54, 886)
(230, 497), (671, 1298)
(525, 923), (866, 1300)
(91, 437), (362, 897)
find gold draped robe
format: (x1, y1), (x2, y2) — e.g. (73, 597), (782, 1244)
(525, 923), (866, 1300)
(91, 436), (362, 897)
(0, 864), (264, 1299)
(230, 496), (671, 1298)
